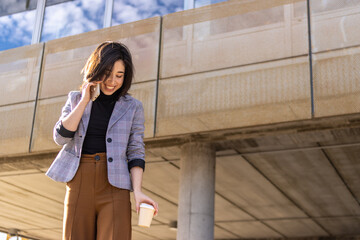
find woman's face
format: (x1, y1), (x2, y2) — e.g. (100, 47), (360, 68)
(100, 60), (125, 95)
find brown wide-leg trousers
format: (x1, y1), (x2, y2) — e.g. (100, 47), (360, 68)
(63, 152), (131, 240)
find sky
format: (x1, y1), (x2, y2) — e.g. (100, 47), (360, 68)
(0, 0), (186, 51)
(0, 9), (35, 50)
(2, 0), (359, 52)
(0, 0), (230, 51)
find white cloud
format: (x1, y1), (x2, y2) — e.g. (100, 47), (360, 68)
(158, 0), (182, 7)
(12, 10), (34, 29)
(127, 0), (159, 13)
(112, 0), (183, 25)
(0, 10), (34, 45)
(0, 15), (11, 25)
(80, 0), (105, 17)
(113, 2), (142, 24)
(42, 0), (103, 41)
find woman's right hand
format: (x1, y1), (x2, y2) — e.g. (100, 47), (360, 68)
(80, 81), (97, 104)
(61, 82), (99, 132)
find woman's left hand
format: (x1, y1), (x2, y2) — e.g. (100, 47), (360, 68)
(133, 190), (159, 216)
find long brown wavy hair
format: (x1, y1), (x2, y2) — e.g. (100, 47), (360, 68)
(80, 41), (134, 98)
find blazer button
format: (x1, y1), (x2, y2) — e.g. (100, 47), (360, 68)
(94, 155), (101, 161)
(108, 157), (113, 162)
(107, 138), (112, 143)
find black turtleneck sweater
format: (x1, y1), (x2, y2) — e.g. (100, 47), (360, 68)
(57, 89), (145, 171)
(82, 89), (119, 154)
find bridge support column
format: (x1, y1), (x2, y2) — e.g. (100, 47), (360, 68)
(177, 142), (216, 240)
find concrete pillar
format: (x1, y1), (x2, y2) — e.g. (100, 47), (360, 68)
(177, 142), (216, 240)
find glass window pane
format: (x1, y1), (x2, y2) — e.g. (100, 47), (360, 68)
(311, 0), (360, 13)
(195, 0), (227, 8)
(161, 1), (308, 78)
(112, 0), (183, 26)
(46, 0), (73, 6)
(0, 10), (36, 51)
(0, 43), (43, 105)
(311, 0), (360, 117)
(41, 0), (105, 42)
(0, 102), (35, 155)
(0, 43), (43, 155)
(197, 7), (283, 38)
(157, 1), (311, 136)
(0, 0), (37, 16)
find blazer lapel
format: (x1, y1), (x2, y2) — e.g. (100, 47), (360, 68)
(107, 94), (134, 131)
(80, 100), (93, 135)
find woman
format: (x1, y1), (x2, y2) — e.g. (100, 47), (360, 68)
(46, 41), (158, 240)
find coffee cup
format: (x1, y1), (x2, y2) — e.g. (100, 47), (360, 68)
(138, 203), (155, 227)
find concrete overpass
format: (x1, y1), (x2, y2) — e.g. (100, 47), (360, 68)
(0, 0), (359, 239)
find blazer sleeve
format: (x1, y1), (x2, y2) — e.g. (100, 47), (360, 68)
(127, 100), (145, 171)
(53, 91), (78, 146)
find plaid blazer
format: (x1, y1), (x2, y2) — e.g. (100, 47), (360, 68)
(46, 91), (145, 190)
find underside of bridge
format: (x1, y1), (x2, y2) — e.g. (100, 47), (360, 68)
(0, 113), (359, 240)
(1, 1), (360, 239)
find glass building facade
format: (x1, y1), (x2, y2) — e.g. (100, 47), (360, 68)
(0, 0), (227, 51)
(0, 0), (38, 50)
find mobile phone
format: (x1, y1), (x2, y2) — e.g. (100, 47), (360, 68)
(90, 83), (100, 101)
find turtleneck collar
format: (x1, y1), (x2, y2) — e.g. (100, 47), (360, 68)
(97, 88), (121, 102)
